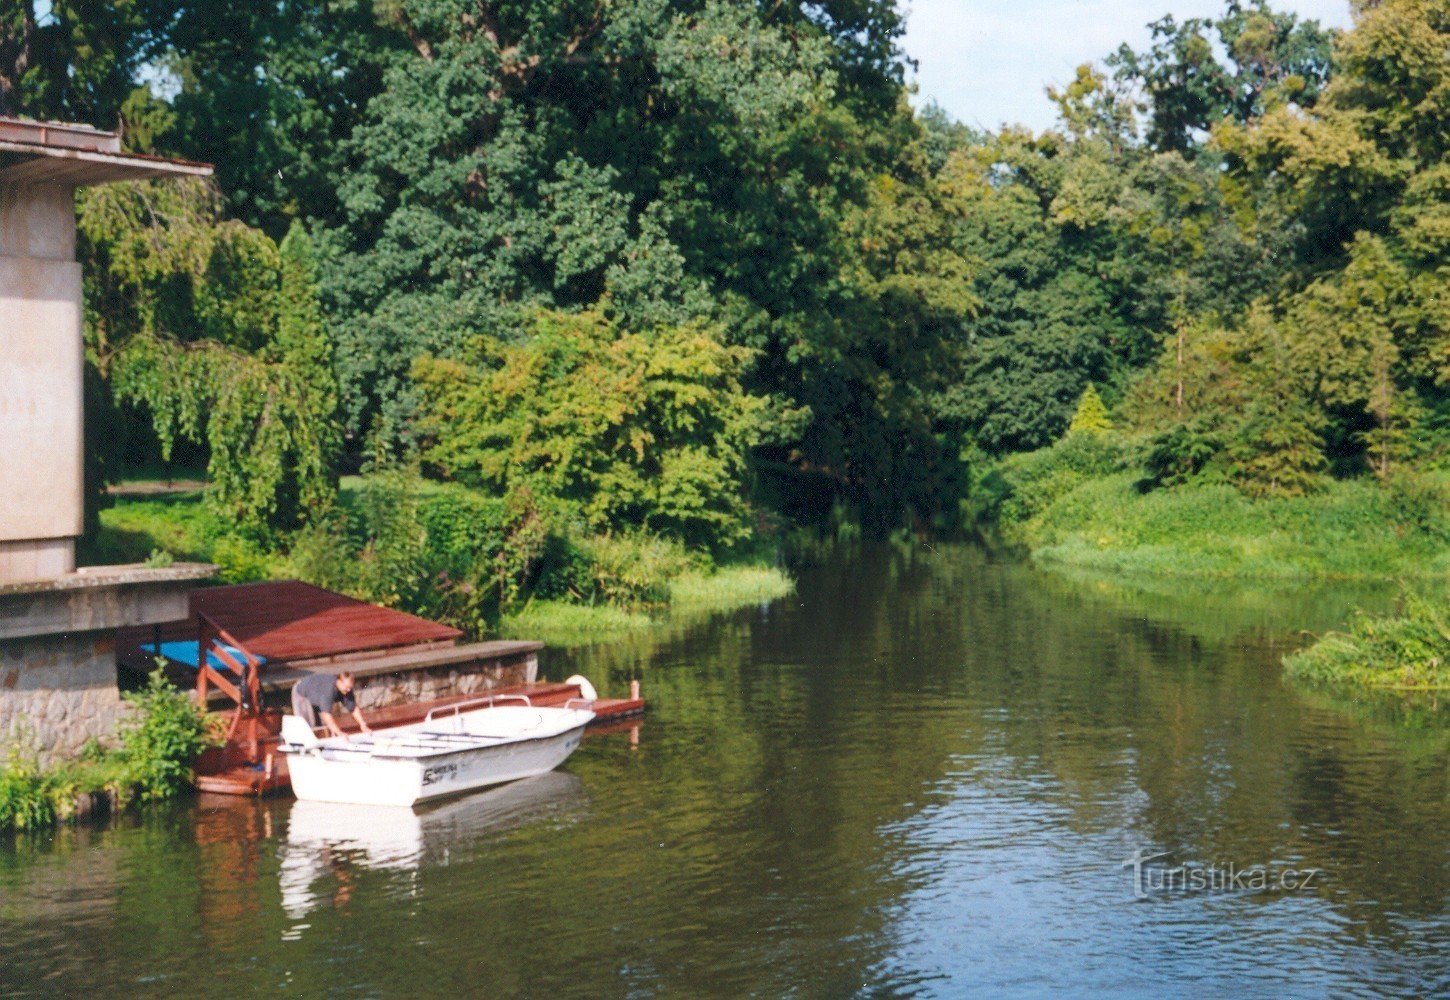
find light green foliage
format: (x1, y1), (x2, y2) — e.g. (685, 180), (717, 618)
(1068, 386), (1113, 435)
(275, 221), (343, 508)
(991, 471), (1450, 580)
(1286, 594), (1450, 689)
(0, 752), (55, 831)
(0, 668), (215, 830)
(79, 180), (279, 360)
(112, 335), (336, 538)
(415, 310), (764, 550)
(85, 184), (342, 538)
(669, 565), (795, 609)
(1111, 0), (1450, 495)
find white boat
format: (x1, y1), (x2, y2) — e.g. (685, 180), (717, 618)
(279, 693), (594, 807)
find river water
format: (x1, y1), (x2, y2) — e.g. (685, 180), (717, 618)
(2, 546), (1446, 997)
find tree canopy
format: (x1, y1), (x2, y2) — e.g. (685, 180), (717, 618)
(7, 0), (1442, 545)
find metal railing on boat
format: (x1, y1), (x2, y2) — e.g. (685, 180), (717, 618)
(423, 693), (533, 722)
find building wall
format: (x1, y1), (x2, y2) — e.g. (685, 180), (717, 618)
(0, 633), (130, 765)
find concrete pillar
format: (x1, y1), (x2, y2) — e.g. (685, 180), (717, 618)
(0, 183), (83, 582)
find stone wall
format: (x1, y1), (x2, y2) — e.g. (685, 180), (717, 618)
(352, 655), (537, 713)
(0, 564), (214, 766)
(0, 632), (131, 764)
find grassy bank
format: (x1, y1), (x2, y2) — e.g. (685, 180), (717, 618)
(1285, 596), (1450, 692)
(84, 479), (795, 643)
(500, 565), (795, 645)
(978, 437), (1450, 580)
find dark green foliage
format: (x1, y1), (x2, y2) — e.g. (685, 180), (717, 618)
(0, 0), (171, 121)
(973, 433), (1129, 531)
(11, 0), (1443, 575)
(1139, 422), (1223, 491)
(1107, 1), (1334, 154)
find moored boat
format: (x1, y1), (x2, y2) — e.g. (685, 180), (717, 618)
(279, 693), (594, 807)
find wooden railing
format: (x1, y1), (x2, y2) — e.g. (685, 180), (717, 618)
(194, 613), (263, 730)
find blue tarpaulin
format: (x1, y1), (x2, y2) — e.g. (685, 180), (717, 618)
(142, 641), (265, 674)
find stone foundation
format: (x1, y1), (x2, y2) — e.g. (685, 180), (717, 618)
(352, 656), (537, 712)
(0, 563), (214, 766)
(0, 633), (130, 763)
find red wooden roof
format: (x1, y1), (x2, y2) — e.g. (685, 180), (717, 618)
(190, 580), (461, 663)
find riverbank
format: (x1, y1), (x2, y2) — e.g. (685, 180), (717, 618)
(0, 672), (212, 832)
(83, 478), (795, 642)
(979, 444), (1450, 579)
(1285, 595), (1450, 692)
(501, 565), (795, 645)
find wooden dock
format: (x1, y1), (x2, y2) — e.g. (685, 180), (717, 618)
(193, 678), (645, 797)
(112, 579), (645, 798)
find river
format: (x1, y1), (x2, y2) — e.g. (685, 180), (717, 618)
(1, 545), (1446, 997)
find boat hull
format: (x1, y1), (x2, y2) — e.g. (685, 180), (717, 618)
(287, 722), (589, 807)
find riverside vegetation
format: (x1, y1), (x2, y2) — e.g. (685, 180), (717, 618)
(0, 671), (214, 831)
(5, 2), (1445, 693)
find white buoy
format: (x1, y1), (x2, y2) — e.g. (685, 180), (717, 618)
(565, 674), (598, 701)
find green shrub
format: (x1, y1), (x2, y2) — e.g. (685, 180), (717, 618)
(1383, 472), (1450, 542)
(0, 752), (55, 831)
(118, 668), (214, 801)
(977, 432), (1128, 535)
(572, 533), (702, 607)
(1285, 595), (1450, 690)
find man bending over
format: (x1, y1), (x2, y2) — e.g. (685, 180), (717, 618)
(291, 671), (372, 739)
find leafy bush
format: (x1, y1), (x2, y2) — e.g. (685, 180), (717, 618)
(0, 752), (56, 831)
(1382, 472), (1450, 542)
(413, 309), (764, 551)
(571, 533), (702, 608)
(976, 432), (1128, 534)
(1285, 595), (1450, 690)
(117, 668), (215, 801)
(1137, 421), (1222, 491)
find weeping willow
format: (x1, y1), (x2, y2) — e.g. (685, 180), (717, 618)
(112, 333), (335, 534)
(81, 179), (340, 538)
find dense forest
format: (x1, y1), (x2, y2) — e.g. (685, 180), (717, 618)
(3, 0), (1446, 624)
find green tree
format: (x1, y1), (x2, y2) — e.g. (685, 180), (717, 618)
(1069, 385), (1113, 434)
(413, 309), (765, 550)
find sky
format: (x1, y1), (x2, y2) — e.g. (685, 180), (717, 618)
(900, 0), (1355, 132)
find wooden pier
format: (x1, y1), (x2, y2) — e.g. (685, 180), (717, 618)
(116, 580), (645, 797)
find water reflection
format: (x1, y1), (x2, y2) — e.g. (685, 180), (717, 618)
(279, 772), (587, 922)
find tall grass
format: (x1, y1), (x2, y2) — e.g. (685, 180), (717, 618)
(668, 565), (794, 608)
(992, 463), (1450, 580)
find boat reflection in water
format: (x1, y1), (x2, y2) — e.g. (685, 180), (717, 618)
(279, 771), (587, 922)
